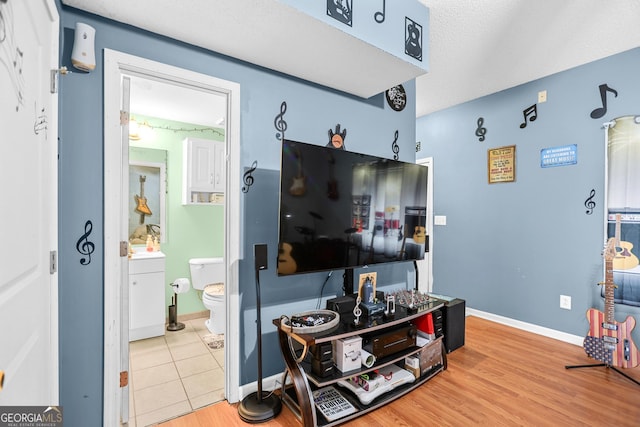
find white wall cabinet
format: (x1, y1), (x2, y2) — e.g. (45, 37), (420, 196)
(129, 254), (166, 341)
(182, 137), (225, 205)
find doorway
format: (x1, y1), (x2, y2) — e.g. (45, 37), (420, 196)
(416, 157), (433, 293)
(103, 50), (241, 426)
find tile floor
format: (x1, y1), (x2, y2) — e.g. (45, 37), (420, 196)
(127, 317), (225, 426)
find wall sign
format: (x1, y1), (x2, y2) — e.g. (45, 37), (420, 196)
(405, 17), (422, 61)
(327, 0), (352, 27)
(488, 145), (516, 184)
(540, 144), (577, 168)
(385, 84), (407, 111)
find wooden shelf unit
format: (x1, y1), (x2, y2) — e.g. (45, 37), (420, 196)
(274, 299), (446, 426)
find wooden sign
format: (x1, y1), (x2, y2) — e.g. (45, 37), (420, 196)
(488, 145), (516, 184)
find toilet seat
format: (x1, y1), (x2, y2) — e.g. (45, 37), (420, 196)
(204, 283), (224, 298)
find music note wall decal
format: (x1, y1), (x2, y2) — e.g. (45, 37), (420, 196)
(0, 1), (26, 111)
(374, 0), (386, 23)
(584, 189), (596, 215)
(391, 130), (399, 160)
(475, 117), (487, 141)
(590, 84), (618, 119)
(76, 220), (95, 266)
(519, 104), (538, 128)
(242, 160), (258, 194)
(274, 101), (288, 141)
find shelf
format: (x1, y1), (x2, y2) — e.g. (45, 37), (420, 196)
(302, 344), (425, 388)
(275, 299), (446, 426)
(284, 361), (445, 427)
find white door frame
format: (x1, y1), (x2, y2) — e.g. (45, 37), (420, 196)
(416, 157), (433, 292)
(103, 49), (241, 426)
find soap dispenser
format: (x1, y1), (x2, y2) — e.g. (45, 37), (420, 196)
(146, 234), (153, 252)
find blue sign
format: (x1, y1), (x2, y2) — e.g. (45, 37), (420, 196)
(541, 144), (577, 168)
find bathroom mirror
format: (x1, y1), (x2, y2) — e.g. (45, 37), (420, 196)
(129, 159), (167, 244)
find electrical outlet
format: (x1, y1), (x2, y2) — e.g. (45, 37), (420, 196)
(358, 272), (377, 299)
(538, 90), (547, 103)
(560, 295), (571, 310)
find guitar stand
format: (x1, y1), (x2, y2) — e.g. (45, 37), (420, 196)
(565, 362), (640, 387)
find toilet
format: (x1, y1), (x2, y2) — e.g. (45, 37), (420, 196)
(188, 257), (225, 335)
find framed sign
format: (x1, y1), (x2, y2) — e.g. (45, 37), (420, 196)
(488, 145), (516, 184)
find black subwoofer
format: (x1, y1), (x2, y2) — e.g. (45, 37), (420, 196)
(442, 298), (465, 353)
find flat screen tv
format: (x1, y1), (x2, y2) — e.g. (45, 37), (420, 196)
(277, 139), (428, 276)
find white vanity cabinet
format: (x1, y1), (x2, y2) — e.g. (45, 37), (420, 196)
(129, 253), (166, 341)
(182, 137), (225, 205)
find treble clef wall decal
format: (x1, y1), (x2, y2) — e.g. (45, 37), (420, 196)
(274, 101), (288, 141)
(76, 220), (95, 265)
(391, 130), (399, 160)
(475, 117), (487, 142)
(584, 189), (596, 215)
(242, 160), (258, 193)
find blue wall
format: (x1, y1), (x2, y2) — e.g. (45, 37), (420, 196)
(57, 3), (418, 424)
(417, 48), (640, 343)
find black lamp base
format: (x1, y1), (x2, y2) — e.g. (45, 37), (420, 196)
(237, 391), (282, 423)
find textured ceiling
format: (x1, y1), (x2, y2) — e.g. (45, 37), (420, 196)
(63, 0), (640, 120)
(419, 0), (640, 116)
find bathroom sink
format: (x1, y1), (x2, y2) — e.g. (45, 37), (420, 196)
(130, 250), (165, 260)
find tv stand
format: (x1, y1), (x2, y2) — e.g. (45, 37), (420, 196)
(274, 299), (446, 426)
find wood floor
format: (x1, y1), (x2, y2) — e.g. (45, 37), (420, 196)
(158, 316), (640, 426)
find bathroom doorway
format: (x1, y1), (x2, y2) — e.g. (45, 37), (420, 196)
(103, 50), (241, 426)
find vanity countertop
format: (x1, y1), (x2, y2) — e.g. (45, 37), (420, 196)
(130, 248), (165, 260)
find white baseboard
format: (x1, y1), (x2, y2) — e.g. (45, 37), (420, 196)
(239, 371), (291, 400)
(467, 308), (584, 346)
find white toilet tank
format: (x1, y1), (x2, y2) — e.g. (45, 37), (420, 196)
(188, 257), (225, 290)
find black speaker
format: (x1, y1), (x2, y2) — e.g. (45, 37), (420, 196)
(442, 298), (465, 353)
(254, 244), (268, 270)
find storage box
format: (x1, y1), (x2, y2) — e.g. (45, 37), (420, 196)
(404, 355), (420, 380)
(312, 358), (335, 378)
(333, 336), (362, 372)
(417, 338), (443, 376)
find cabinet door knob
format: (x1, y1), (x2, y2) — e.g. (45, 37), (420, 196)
(210, 173), (214, 184)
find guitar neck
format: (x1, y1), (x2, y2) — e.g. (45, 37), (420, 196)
(604, 258), (616, 325)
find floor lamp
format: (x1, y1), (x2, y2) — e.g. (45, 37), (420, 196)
(238, 244), (282, 423)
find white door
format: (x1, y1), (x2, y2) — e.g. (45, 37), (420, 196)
(0, 0), (59, 405)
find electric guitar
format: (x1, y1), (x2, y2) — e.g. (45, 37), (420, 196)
(583, 238), (639, 368)
(134, 175), (152, 223)
(612, 213), (639, 270)
(289, 148), (306, 196)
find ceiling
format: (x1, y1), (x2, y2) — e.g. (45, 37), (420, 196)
(64, 0), (640, 122)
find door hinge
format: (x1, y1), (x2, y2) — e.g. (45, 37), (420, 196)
(120, 241), (128, 257)
(50, 250), (57, 274)
(50, 67), (69, 94)
(120, 371), (128, 387)
(120, 110), (129, 126)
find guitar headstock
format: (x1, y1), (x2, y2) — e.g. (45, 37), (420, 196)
(604, 237), (616, 261)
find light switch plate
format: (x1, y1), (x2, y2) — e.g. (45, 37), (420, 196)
(434, 215), (447, 226)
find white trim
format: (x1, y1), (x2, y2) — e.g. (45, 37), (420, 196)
(45, 0), (60, 405)
(467, 308), (584, 346)
(103, 49), (242, 427)
(416, 157), (433, 292)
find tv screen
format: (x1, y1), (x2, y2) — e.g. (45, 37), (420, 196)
(278, 139), (428, 276)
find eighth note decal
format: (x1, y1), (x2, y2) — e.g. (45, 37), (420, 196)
(519, 104), (538, 129)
